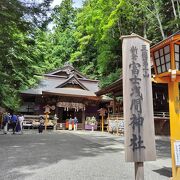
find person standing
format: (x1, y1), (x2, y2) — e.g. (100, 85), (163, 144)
(53, 114), (58, 130)
(2, 112), (9, 134)
(38, 116), (44, 133)
(11, 113), (18, 134)
(74, 116), (78, 131)
(18, 114), (24, 134)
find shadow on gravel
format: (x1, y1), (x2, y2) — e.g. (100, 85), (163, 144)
(0, 131), (124, 180)
(153, 167), (172, 177)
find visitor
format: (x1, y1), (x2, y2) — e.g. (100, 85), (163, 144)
(74, 116), (78, 131)
(2, 112), (9, 134)
(11, 113), (18, 134)
(53, 114), (58, 130)
(18, 114), (24, 134)
(15, 115), (21, 133)
(38, 116), (44, 133)
(7, 113), (11, 131)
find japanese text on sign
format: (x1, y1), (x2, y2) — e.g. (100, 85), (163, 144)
(122, 34), (156, 162)
(129, 45), (147, 152)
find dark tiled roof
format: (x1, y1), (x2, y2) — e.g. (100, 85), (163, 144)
(21, 65), (99, 95)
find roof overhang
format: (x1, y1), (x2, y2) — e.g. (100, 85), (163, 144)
(21, 89), (42, 95)
(151, 31), (180, 52)
(42, 88), (100, 100)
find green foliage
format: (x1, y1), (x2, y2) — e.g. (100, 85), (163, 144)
(1, 0), (179, 110)
(0, 0), (52, 110)
(100, 69), (122, 88)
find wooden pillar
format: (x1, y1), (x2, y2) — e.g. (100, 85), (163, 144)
(135, 162), (144, 180)
(168, 81), (180, 180)
(107, 107), (110, 133)
(113, 96), (116, 114)
(82, 110), (85, 130)
(101, 116), (104, 132)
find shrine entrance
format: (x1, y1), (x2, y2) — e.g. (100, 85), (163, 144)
(56, 101), (86, 129)
(59, 108), (82, 124)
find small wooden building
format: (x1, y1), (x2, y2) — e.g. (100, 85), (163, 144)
(20, 64), (100, 129)
(96, 77), (170, 135)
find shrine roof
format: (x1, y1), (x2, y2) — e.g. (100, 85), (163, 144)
(44, 64), (97, 81)
(42, 88), (99, 99)
(21, 65), (99, 96)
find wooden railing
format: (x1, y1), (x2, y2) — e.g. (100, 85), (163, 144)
(108, 111), (169, 119)
(154, 111), (169, 119)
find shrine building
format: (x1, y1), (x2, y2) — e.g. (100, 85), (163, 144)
(20, 64), (100, 129)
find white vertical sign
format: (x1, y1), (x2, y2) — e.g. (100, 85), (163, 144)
(121, 34), (156, 162)
(174, 141), (180, 166)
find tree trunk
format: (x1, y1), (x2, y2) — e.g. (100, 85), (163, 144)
(152, 0), (165, 39)
(177, 0), (180, 18)
(171, 0), (179, 28)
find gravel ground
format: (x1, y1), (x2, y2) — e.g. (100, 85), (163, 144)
(0, 130), (171, 180)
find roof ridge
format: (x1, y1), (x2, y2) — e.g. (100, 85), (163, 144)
(55, 74), (89, 91)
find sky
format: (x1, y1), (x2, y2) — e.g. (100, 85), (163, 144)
(51, 0), (83, 8)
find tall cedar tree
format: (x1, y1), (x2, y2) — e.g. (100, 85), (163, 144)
(0, 0), (52, 110)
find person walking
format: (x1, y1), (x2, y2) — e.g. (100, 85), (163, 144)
(7, 113), (11, 131)
(74, 116), (78, 131)
(11, 113), (18, 134)
(38, 116), (44, 133)
(18, 114), (24, 134)
(2, 112), (9, 134)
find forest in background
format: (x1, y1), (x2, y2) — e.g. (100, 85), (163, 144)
(0, 0), (179, 110)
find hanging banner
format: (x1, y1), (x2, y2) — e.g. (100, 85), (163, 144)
(121, 34), (156, 162)
(56, 102), (85, 111)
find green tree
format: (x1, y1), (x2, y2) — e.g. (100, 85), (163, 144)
(0, 0), (52, 110)
(43, 0), (77, 67)
(71, 0), (180, 87)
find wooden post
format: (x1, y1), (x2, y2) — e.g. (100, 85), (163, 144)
(168, 81), (180, 180)
(135, 162), (144, 180)
(82, 110), (85, 130)
(113, 96), (116, 114)
(98, 108), (106, 132)
(102, 115), (104, 132)
(108, 107), (110, 133)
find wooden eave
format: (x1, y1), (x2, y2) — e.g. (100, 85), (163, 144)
(151, 31), (180, 52)
(42, 89), (100, 101)
(43, 74), (68, 78)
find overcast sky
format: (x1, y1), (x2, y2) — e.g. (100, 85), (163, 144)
(51, 0), (83, 8)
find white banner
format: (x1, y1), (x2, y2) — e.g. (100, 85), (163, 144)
(121, 34), (156, 162)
